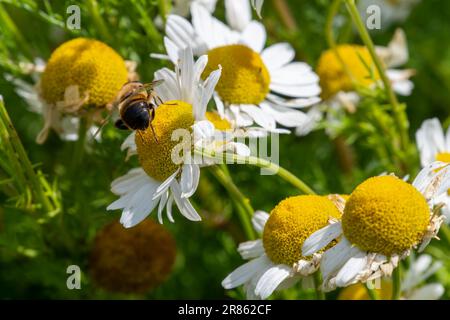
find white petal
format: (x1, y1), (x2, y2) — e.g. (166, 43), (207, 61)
(415, 118), (446, 167)
(166, 194), (175, 223)
(164, 36), (181, 64)
(255, 265), (291, 299)
(180, 164), (200, 198)
(198, 67), (222, 119)
(121, 132), (137, 154)
(192, 2), (237, 49)
(407, 284), (444, 300)
(239, 21), (266, 53)
(261, 43), (295, 72)
(153, 169), (179, 200)
(193, 54), (208, 84)
(321, 237), (362, 282)
(120, 181), (159, 228)
(302, 222), (343, 257)
(270, 82), (321, 98)
(225, 0), (251, 32)
(260, 102), (309, 128)
(251, 0), (264, 18)
(171, 181), (202, 221)
(157, 190), (169, 224)
(270, 62), (317, 86)
(222, 255), (272, 289)
(110, 168), (148, 195)
(266, 93), (321, 109)
(193, 120), (215, 142)
(155, 67), (181, 101)
(252, 210), (269, 234)
(238, 240), (265, 260)
(392, 78), (414, 96)
(335, 251), (367, 287)
(240, 104), (276, 130)
(214, 94), (225, 118)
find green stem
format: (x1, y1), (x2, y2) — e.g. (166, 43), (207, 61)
(209, 165), (256, 240)
(0, 3), (32, 59)
(344, 0), (409, 154)
(86, 0), (113, 43)
(0, 98), (54, 213)
(391, 265), (402, 300)
(325, 0), (358, 86)
(364, 283), (379, 300)
(157, 0), (171, 23)
(70, 118), (88, 177)
(313, 272), (325, 300)
(196, 149), (316, 195)
(131, 0), (163, 45)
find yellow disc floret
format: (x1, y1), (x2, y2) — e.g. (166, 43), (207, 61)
(338, 281), (393, 300)
(41, 38), (128, 107)
(206, 111), (232, 131)
(202, 44), (270, 105)
(436, 152), (450, 163)
(342, 176), (430, 256)
(136, 100), (194, 182)
(263, 195), (341, 266)
(316, 45), (380, 99)
(89, 219), (176, 294)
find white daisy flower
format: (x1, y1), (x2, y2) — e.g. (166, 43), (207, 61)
(108, 46), (249, 228)
(222, 195), (342, 299)
(302, 167), (448, 292)
(400, 254), (444, 300)
(158, 3), (322, 136)
(416, 119), (450, 220)
(5, 39), (137, 144)
(315, 29), (414, 137)
(416, 118), (450, 167)
(358, 0), (420, 28)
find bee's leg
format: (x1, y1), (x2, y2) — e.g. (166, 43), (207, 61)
(115, 119), (129, 130)
(156, 95), (164, 106)
(150, 124), (158, 143)
(144, 106), (159, 143)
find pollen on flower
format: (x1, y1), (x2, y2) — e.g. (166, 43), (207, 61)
(40, 38), (128, 108)
(436, 152), (450, 163)
(263, 195), (341, 266)
(316, 45), (380, 99)
(206, 111), (231, 131)
(342, 176), (430, 256)
(202, 44), (270, 105)
(338, 281), (393, 300)
(89, 220), (176, 294)
(136, 100), (194, 182)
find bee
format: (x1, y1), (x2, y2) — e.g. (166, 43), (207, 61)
(115, 80), (164, 141)
(93, 80), (164, 141)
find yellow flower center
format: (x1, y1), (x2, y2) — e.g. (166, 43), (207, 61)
(338, 281), (393, 300)
(41, 38), (128, 107)
(436, 152), (450, 163)
(316, 45), (380, 99)
(263, 195), (341, 266)
(202, 44), (271, 105)
(89, 220), (176, 294)
(136, 100), (194, 182)
(205, 111), (232, 131)
(342, 176), (430, 256)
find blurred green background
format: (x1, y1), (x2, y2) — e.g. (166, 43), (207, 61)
(0, 0), (449, 299)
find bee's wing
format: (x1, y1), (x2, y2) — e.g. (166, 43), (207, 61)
(141, 79), (164, 92)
